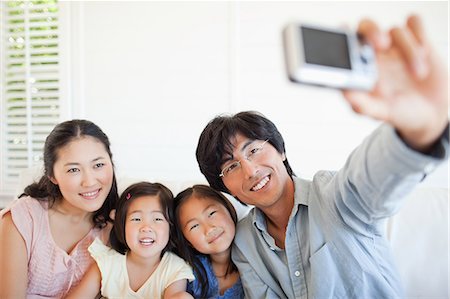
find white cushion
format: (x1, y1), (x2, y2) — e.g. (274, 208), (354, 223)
(386, 187), (449, 298)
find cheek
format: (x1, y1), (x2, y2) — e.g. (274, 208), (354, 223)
(222, 217), (236, 234)
(162, 223), (170, 238)
(184, 231), (202, 248)
(124, 224), (135, 242)
(223, 180), (241, 196)
(101, 166), (114, 184)
(57, 177), (78, 194)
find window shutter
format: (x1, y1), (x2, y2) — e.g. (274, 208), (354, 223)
(1, 0), (60, 195)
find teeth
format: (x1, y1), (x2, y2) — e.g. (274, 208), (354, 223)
(81, 190), (99, 197)
(139, 238), (154, 245)
(252, 176), (270, 191)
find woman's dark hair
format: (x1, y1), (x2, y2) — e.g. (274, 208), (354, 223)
(19, 119), (118, 228)
(196, 111), (295, 199)
(173, 184), (238, 298)
(110, 181), (175, 256)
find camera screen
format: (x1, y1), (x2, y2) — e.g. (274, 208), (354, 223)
(301, 26), (351, 69)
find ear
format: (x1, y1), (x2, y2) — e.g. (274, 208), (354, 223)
(282, 152), (287, 161)
(49, 176), (58, 185)
(109, 209), (116, 221)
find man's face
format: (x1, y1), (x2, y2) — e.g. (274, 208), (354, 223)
(220, 133), (292, 209)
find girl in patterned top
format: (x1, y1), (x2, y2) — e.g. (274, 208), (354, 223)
(173, 185), (244, 299)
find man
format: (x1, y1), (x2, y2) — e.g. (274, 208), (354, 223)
(195, 15), (448, 298)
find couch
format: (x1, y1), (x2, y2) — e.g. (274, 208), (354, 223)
(9, 167), (449, 298)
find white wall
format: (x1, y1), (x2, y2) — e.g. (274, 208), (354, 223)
(64, 1), (448, 187)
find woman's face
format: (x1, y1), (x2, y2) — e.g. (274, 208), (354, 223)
(50, 136), (114, 214)
(178, 195), (235, 256)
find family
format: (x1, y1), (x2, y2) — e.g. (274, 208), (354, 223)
(0, 15), (448, 299)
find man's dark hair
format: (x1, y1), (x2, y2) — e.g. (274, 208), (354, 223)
(196, 111), (295, 197)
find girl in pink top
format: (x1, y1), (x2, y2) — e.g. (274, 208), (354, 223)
(0, 120), (119, 298)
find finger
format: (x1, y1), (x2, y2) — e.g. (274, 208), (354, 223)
(407, 14), (428, 47)
(357, 18), (390, 50)
(343, 90), (390, 121)
(390, 26), (429, 80)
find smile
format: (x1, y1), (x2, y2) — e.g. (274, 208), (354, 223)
(139, 238), (155, 245)
(251, 175), (270, 191)
(79, 189), (100, 199)
(208, 231), (224, 244)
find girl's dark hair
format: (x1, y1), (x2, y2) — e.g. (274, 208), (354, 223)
(196, 111), (295, 203)
(19, 119), (118, 228)
(110, 181), (175, 256)
(173, 184), (238, 298)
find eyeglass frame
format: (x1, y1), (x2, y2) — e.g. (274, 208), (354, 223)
(219, 139), (270, 178)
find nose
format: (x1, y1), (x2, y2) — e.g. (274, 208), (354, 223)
(206, 225), (218, 237)
(140, 223), (153, 233)
(81, 169), (97, 187)
(240, 158), (258, 179)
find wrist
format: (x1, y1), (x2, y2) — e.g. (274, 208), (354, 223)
(399, 119), (449, 154)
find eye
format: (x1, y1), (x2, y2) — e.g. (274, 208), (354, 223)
(67, 168), (79, 173)
(209, 210), (217, 217)
(225, 162), (240, 174)
(154, 217), (165, 222)
(249, 145), (262, 156)
(94, 162), (105, 169)
(130, 217), (141, 222)
(189, 223), (199, 231)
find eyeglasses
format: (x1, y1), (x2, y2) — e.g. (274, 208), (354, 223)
(219, 139), (269, 178)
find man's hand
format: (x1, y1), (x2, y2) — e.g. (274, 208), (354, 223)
(343, 15), (448, 152)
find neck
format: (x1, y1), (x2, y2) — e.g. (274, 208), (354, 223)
(127, 250), (161, 270)
(126, 251), (162, 292)
(210, 247), (233, 277)
(51, 200), (92, 223)
(261, 177), (295, 231)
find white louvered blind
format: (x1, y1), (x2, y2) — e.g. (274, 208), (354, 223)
(1, 0), (60, 197)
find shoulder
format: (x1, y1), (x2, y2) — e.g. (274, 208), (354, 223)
(234, 209), (257, 242)
(0, 196), (47, 243)
(311, 171), (337, 189)
(1, 196), (46, 218)
(236, 209), (255, 230)
(163, 251), (190, 266)
(192, 254), (212, 272)
(89, 237), (118, 259)
(159, 252), (195, 282)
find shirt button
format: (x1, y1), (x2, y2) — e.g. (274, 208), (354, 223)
(424, 163), (435, 173)
(294, 271), (300, 277)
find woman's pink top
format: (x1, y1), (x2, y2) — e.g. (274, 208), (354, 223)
(0, 196), (101, 298)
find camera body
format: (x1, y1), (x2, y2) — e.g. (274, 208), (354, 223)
(283, 23), (377, 90)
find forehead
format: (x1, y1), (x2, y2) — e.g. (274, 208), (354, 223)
(230, 133), (252, 148)
(179, 196), (223, 218)
(224, 133), (255, 156)
(55, 136), (108, 162)
(127, 195), (162, 213)
(183, 195), (219, 208)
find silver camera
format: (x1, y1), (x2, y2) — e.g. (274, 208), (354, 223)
(283, 23), (377, 90)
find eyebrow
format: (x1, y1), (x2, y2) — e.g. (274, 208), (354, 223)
(63, 156), (106, 167)
(128, 209), (164, 215)
(223, 139), (255, 163)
